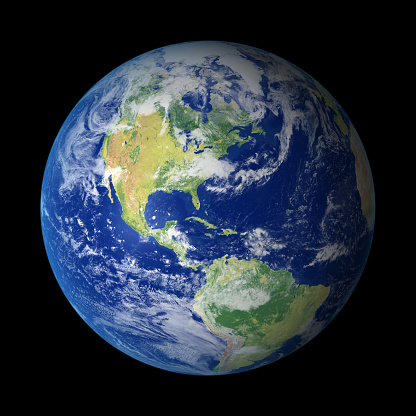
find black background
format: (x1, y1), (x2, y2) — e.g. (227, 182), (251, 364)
(28, 5), (395, 406)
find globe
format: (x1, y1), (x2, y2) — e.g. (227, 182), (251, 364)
(41, 41), (375, 375)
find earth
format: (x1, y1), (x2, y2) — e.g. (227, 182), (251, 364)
(41, 41), (375, 375)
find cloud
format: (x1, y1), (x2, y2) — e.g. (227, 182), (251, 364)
(244, 228), (285, 257)
(305, 242), (349, 268)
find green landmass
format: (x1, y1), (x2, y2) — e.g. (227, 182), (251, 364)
(102, 111), (195, 265)
(186, 216), (218, 229)
(193, 255), (330, 373)
(102, 88), (262, 267)
(186, 217), (238, 237)
(218, 228), (237, 236)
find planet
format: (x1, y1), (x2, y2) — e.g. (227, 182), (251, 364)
(41, 41), (375, 375)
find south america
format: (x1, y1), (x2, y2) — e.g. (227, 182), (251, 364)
(193, 255), (330, 373)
